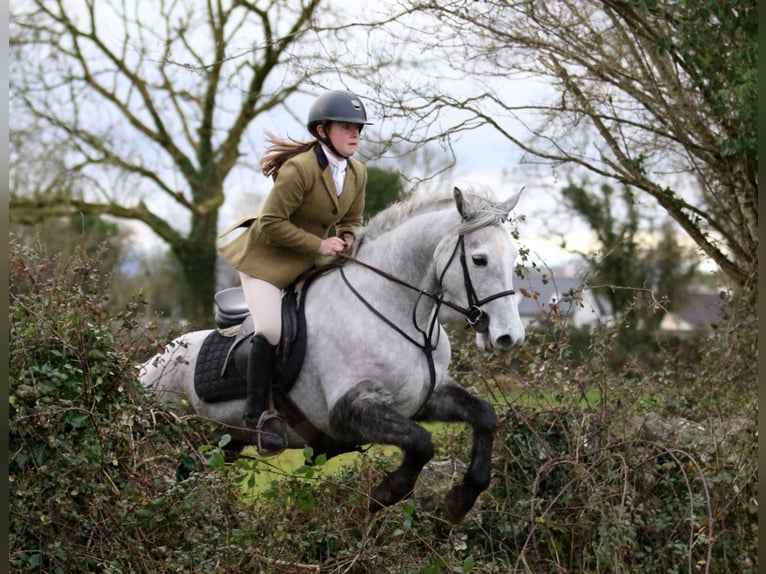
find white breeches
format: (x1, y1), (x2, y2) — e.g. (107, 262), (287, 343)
(238, 272), (282, 345)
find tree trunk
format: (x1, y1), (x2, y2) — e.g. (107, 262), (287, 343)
(175, 209), (220, 328)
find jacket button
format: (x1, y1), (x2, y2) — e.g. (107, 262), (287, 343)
(321, 223), (329, 229)
(332, 208), (338, 215)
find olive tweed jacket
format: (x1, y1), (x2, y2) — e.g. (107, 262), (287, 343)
(219, 145), (366, 288)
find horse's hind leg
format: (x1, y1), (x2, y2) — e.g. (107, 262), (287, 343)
(415, 379), (498, 523)
(329, 382), (434, 512)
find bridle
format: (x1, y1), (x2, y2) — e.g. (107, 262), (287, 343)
(437, 235), (516, 334)
(339, 234), (516, 334)
(337, 231), (516, 396)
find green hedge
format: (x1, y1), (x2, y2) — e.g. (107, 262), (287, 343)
(10, 239), (757, 573)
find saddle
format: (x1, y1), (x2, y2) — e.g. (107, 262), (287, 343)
(212, 281), (306, 393)
(194, 262), (360, 457)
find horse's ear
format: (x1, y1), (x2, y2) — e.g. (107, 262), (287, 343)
(500, 187), (524, 217)
(453, 187), (470, 220)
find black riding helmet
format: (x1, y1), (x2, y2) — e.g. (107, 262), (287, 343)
(307, 90), (372, 158)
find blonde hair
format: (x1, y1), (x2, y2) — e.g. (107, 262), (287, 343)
(260, 131), (317, 180)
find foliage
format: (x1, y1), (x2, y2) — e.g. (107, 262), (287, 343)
(560, 180), (699, 331)
(450, 292), (756, 573)
(481, 403), (756, 573)
(665, 0), (757, 173)
(369, 0), (757, 293)
(9, 215), (125, 279)
(363, 166), (410, 221)
(9, 241), (254, 572)
(9, 239), (755, 572)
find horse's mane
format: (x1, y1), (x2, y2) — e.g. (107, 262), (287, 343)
(357, 189), (506, 243)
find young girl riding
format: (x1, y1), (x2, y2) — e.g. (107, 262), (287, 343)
(219, 90), (372, 446)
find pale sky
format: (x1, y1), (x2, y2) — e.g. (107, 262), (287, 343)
(46, 0), (594, 268)
(110, 0), (712, 273)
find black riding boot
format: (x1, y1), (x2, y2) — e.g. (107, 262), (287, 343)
(243, 334), (286, 453)
(244, 334), (276, 428)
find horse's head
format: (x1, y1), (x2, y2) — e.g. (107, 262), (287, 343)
(435, 187), (526, 354)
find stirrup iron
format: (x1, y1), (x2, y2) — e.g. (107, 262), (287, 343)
(256, 410), (288, 457)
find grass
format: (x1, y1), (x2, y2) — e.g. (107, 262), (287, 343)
(236, 421), (461, 496)
(235, 385), (614, 497)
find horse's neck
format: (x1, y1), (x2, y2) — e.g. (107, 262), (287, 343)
(359, 209), (455, 291)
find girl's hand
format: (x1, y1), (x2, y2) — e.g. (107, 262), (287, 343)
(318, 237), (347, 256)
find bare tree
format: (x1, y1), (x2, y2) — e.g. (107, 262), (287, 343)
(12, 0), (756, 321)
(360, 0), (756, 302)
(9, 0), (394, 325)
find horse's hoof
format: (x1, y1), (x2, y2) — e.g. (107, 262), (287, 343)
(368, 481), (414, 513)
(444, 484), (478, 524)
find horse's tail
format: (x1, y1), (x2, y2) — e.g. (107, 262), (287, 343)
(137, 329), (213, 407)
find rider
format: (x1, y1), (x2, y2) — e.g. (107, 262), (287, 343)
(218, 89), (372, 448)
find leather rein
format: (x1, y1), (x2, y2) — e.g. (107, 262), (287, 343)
(337, 234), (516, 397)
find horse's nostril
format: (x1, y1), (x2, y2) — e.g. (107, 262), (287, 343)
(496, 335), (512, 350)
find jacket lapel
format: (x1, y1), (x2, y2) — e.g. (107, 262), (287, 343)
(314, 145), (340, 209)
(340, 163), (357, 198)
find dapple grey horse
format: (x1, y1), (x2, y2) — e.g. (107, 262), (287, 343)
(139, 187), (525, 522)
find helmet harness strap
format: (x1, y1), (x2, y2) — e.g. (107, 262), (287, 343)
(317, 121), (349, 160)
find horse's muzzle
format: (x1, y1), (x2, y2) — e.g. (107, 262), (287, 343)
(477, 330), (525, 354)
(495, 334), (515, 351)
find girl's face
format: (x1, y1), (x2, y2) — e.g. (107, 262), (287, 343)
(321, 122), (361, 158)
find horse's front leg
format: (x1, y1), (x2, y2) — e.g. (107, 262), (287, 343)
(415, 378), (498, 523)
(329, 381), (434, 512)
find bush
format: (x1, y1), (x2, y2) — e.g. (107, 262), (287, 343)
(9, 237), (756, 573)
(478, 404), (756, 573)
(9, 239), (255, 573)
(474, 289), (757, 573)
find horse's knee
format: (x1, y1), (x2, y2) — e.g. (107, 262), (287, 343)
(328, 386), (373, 434)
(477, 401), (498, 434)
(405, 424), (434, 463)
(329, 381), (399, 435)
(416, 384), (498, 433)
(329, 384), (434, 463)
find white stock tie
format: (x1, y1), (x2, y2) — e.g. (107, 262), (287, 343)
(332, 162), (346, 196)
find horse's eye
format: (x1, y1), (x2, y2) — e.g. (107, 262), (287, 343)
(472, 255), (488, 266)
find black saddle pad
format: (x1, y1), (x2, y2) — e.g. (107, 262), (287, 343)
(193, 274), (312, 404)
(194, 330), (247, 403)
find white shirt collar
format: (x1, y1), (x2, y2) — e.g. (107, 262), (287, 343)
(321, 145), (347, 196)
(321, 144), (347, 172)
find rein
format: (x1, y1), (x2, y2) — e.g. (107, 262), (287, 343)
(338, 251), (443, 392)
(338, 235), (516, 332)
(336, 234), (516, 397)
